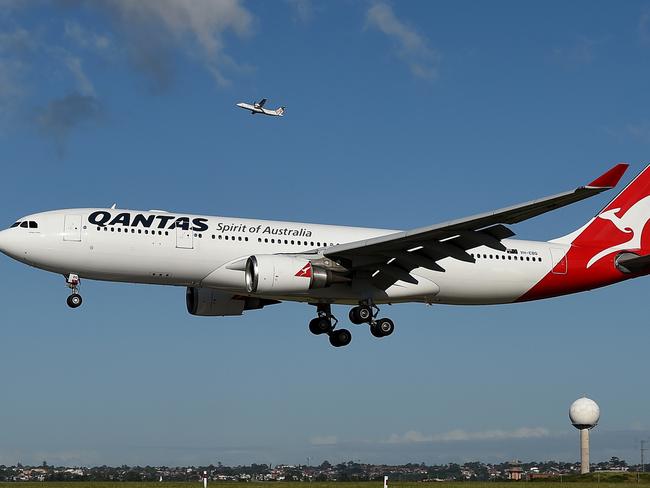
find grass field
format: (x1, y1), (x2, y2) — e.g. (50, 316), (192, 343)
(2, 477), (650, 488)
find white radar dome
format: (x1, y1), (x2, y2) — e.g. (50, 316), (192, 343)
(569, 397), (600, 429)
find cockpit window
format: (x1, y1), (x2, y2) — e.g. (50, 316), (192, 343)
(10, 222), (20, 228)
(28, 221), (38, 229)
(20, 221), (28, 228)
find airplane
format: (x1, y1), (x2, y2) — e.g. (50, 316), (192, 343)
(236, 98), (285, 116)
(2, 162), (650, 348)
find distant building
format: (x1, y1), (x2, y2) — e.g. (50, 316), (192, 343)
(506, 461), (523, 481)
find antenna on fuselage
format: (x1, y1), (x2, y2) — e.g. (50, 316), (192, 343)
(110, 203), (117, 209)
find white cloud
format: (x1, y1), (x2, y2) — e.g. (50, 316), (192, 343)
(0, 27), (36, 54)
(286, 0), (314, 23)
(386, 427), (550, 444)
(64, 55), (95, 96)
(365, 2), (440, 80)
(94, 0), (254, 88)
(309, 435), (338, 445)
(64, 20), (111, 51)
(551, 37), (598, 68)
(0, 28), (35, 127)
(640, 8), (650, 44)
(0, 58), (24, 100)
(625, 122), (650, 143)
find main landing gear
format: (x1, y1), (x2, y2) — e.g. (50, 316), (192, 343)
(309, 304), (352, 348)
(309, 301), (395, 347)
(350, 302), (395, 338)
(65, 273), (83, 309)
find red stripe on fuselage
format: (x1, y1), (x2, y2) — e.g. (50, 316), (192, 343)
(516, 244), (648, 302)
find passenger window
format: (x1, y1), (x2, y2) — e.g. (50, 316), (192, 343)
(245, 237), (248, 241)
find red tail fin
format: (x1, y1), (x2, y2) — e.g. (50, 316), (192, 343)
(556, 164), (650, 267)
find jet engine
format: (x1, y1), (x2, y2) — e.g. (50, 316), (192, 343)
(186, 287), (278, 316)
(245, 255), (334, 294)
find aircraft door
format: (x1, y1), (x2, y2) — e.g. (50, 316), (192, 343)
(176, 226), (194, 249)
(550, 247), (567, 274)
(63, 215), (82, 242)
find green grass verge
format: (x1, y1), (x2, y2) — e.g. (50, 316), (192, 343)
(2, 478), (650, 488)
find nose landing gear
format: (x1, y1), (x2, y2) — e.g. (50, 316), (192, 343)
(65, 274), (83, 309)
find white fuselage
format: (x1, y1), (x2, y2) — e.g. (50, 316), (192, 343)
(0, 208), (562, 305)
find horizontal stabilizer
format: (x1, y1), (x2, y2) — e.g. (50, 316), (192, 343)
(616, 253), (650, 273)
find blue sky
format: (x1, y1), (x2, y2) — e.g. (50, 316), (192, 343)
(1, 0), (650, 467)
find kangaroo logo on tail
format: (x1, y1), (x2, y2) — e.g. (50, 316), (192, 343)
(586, 195), (650, 267)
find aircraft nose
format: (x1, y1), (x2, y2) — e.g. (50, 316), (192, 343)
(0, 228), (19, 258)
(0, 229), (8, 254)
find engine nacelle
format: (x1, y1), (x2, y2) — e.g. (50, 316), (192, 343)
(186, 287), (277, 316)
(245, 255), (332, 294)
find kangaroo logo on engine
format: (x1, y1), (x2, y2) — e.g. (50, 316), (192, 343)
(295, 263), (312, 278)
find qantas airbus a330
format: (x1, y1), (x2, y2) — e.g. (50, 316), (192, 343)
(2, 163), (650, 347)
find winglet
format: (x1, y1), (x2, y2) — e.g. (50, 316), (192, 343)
(586, 163), (629, 189)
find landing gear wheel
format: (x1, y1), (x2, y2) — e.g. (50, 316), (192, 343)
(371, 318), (394, 337)
(309, 317), (333, 335)
(329, 328), (352, 347)
(67, 293), (82, 309)
(349, 305), (372, 324)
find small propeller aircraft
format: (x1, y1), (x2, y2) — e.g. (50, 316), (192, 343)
(236, 98), (285, 117)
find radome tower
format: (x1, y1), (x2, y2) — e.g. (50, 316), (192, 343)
(569, 397), (600, 474)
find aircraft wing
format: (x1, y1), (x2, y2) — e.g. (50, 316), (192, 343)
(323, 164), (628, 285)
(257, 98), (267, 108)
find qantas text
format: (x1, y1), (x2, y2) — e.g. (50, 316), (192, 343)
(89, 211), (209, 232)
(88, 211), (315, 237)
